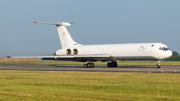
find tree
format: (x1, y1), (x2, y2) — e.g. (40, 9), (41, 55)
(164, 51), (180, 61)
(172, 51), (178, 57)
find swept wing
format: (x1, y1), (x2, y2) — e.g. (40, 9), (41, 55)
(38, 54), (112, 62)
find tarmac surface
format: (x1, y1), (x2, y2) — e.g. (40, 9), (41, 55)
(0, 64), (180, 73)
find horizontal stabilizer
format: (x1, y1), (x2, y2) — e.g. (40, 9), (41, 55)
(11, 56), (39, 58)
(34, 21), (74, 26)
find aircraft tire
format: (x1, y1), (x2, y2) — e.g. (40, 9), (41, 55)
(107, 62), (111, 67)
(90, 63), (94, 68)
(84, 64), (87, 68)
(107, 62), (118, 67)
(111, 63), (114, 67)
(87, 63), (91, 68)
(155, 64), (160, 69)
(114, 63), (117, 67)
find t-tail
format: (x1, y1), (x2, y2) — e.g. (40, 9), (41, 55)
(34, 21), (82, 49)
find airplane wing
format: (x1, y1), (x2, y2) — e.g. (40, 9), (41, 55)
(38, 54), (113, 62)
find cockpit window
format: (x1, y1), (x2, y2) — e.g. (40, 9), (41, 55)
(159, 47), (170, 51)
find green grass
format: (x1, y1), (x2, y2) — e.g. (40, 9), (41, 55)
(1, 61), (180, 66)
(0, 70), (180, 101)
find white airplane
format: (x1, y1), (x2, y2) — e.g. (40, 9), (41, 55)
(34, 21), (172, 68)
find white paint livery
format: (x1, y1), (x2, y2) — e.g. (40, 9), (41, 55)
(35, 22), (172, 68)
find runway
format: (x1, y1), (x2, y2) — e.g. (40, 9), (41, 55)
(0, 64), (180, 73)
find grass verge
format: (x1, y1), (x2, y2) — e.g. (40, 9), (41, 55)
(0, 70), (180, 101)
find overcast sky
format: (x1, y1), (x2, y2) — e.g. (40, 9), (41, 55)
(0, 0), (180, 57)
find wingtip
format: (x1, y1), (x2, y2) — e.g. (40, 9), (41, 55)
(33, 21), (37, 23)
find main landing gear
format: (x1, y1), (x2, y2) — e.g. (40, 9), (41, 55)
(107, 61), (118, 67)
(83, 61), (118, 68)
(155, 60), (161, 69)
(84, 62), (94, 68)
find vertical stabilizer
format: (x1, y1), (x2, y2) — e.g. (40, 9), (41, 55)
(57, 25), (79, 48)
(34, 22), (81, 48)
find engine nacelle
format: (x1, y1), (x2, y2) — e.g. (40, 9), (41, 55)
(73, 49), (78, 54)
(66, 49), (71, 55)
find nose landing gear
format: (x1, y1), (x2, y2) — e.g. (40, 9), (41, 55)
(156, 60), (161, 69)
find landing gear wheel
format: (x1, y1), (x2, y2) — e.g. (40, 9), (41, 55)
(107, 61), (118, 67)
(110, 63), (112, 67)
(87, 63), (91, 68)
(156, 64), (160, 69)
(107, 62), (111, 67)
(84, 62), (94, 68)
(90, 63), (94, 68)
(113, 61), (117, 67)
(84, 64), (87, 68)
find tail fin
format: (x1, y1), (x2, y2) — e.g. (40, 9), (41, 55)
(34, 22), (81, 48)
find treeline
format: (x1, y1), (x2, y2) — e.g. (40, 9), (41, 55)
(164, 51), (180, 61)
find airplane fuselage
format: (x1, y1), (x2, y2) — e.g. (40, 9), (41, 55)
(55, 43), (172, 61)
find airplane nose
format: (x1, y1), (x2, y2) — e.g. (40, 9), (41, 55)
(160, 50), (172, 59)
(166, 50), (172, 58)
(169, 51), (173, 57)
